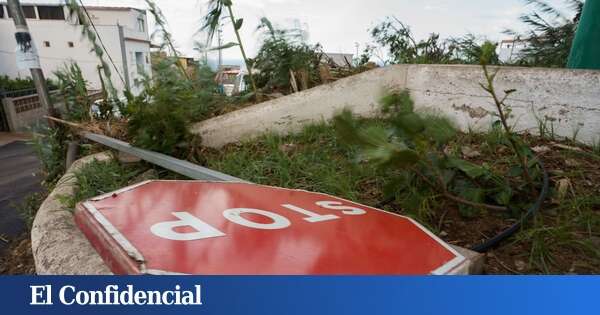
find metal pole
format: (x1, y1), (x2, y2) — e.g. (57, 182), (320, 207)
(7, 0), (54, 116)
(217, 25), (223, 69)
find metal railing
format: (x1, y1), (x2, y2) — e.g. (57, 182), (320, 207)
(83, 132), (245, 182)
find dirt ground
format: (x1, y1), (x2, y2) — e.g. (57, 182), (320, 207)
(0, 234), (35, 275)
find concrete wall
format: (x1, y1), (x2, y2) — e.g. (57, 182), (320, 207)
(192, 64), (600, 148)
(32, 152), (113, 275)
(1, 90), (101, 131)
(2, 94), (45, 131)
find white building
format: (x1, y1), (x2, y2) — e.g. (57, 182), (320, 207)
(0, 0), (152, 95)
(498, 38), (529, 64)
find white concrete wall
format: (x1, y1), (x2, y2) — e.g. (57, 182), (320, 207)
(124, 39), (152, 95)
(86, 7), (146, 30)
(192, 64), (600, 147)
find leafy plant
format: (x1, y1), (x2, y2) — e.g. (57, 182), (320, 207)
(449, 35), (500, 65)
(61, 159), (140, 209)
(65, 0), (120, 100)
(201, 0), (258, 96)
(30, 126), (67, 186)
(250, 17), (323, 94)
(125, 57), (218, 154)
(506, 0), (584, 67)
(478, 42), (537, 191)
(334, 90), (512, 218)
(0, 75), (56, 92)
(370, 17), (499, 65)
(16, 192), (47, 230)
(144, 0), (190, 80)
(53, 62), (91, 121)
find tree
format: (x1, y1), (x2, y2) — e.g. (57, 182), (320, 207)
(449, 35), (499, 65)
(201, 0), (258, 96)
(250, 17), (322, 94)
(370, 17), (498, 65)
(507, 0), (584, 67)
(371, 17), (457, 64)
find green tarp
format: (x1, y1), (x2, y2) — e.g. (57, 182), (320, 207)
(568, 0), (600, 69)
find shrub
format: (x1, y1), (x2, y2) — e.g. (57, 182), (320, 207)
(0, 75), (57, 93)
(369, 17), (499, 65)
(54, 63), (91, 121)
(250, 17), (322, 94)
(125, 57), (218, 154)
(506, 0), (584, 67)
(334, 91), (516, 218)
(30, 126), (67, 186)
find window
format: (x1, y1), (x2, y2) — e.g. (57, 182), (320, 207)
(6, 5), (36, 18)
(22, 6), (36, 18)
(0, 5), (5, 18)
(137, 16), (145, 32)
(68, 41), (74, 48)
(37, 6), (65, 20)
(43, 41), (50, 47)
(135, 52), (145, 73)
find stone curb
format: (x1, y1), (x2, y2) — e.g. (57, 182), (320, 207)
(31, 152), (113, 275)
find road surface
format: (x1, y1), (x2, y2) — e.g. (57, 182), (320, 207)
(0, 135), (42, 253)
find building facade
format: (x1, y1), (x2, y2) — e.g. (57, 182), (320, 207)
(0, 1), (152, 96)
(498, 38), (529, 64)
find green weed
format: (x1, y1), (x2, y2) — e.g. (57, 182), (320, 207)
(61, 159), (141, 209)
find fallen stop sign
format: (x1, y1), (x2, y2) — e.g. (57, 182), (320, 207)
(75, 180), (468, 275)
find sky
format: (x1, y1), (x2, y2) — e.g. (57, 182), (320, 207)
(30, 0), (573, 63)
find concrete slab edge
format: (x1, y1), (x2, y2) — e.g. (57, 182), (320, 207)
(30, 152), (113, 275)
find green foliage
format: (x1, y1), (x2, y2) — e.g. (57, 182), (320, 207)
(452, 36), (500, 65)
(479, 52), (539, 191)
(0, 75), (35, 91)
(200, 0), (258, 94)
(370, 17), (499, 65)
(15, 191), (47, 230)
(65, 0), (119, 100)
(251, 17), (322, 93)
(30, 126), (67, 186)
(61, 159), (140, 209)
(204, 122), (390, 205)
(145, 0), (189, 79)
(125, 58), (218, 154)
(53, 62), (91, 121)
(371, 17), (454, 64)
(507, 0), (584, 67)
(334, 90), (519, 218)
(0, 75), (56, 92)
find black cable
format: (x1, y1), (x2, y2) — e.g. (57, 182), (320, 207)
(469, 159), (550, 253)
(77, 0), (126, 85)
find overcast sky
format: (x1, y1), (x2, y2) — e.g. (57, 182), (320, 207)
(82, 0), (571, 62)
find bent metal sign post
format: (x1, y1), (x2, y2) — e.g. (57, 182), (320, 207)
(75, 181), (468, 275)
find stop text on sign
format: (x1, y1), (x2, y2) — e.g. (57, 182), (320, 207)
(150, 201), (366, 241)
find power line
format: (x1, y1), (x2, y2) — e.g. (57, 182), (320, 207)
(76, 0), (126, 85)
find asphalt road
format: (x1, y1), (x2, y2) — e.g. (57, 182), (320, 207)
(0, 141), (42, 253)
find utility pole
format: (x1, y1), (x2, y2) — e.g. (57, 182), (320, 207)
(7, 0), (54, 116)
(217, 24), (223, 70)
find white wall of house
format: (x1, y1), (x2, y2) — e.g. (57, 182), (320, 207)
(498, 39), (529, 63)
(0, 2), (151, 96)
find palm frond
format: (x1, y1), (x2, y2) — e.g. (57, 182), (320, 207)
(200, 0), (227, 45)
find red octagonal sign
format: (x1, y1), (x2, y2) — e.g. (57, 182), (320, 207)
(75, 180), (468, 275)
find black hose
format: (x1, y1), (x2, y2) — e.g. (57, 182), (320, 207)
(469, 159), (550, 253)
